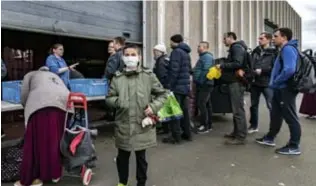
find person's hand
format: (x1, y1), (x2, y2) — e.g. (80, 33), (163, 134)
(255, 69), (262, 75)
(69, 63), (79, 70)
(215, 64), (221, 69)
(144, 106), (153, 116)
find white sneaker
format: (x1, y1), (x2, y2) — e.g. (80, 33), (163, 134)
(248, 128), (259, 134)
(52, 178), (61, 183)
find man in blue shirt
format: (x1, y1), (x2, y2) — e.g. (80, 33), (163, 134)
(256, 28), (301, 155)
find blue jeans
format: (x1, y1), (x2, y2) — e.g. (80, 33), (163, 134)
(249, 86), (273, 129)
(266, 88), (301, 148)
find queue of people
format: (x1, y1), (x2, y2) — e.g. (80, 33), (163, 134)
(2, 27), (315, 186)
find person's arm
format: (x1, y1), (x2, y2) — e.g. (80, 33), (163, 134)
(148, 74), (168, 114)
(104, 55), (117, 79)
(1, 60), (7, 79)
(220, 45), (244, 69)
(157, 58), (169, 86)
(199, 54), (213, 83)
(193, 60), (202, 84)
(45, 57), (69, 75)
(20, 72), (33, 107)
(167, 51), (181, 88)
(273, 46), (297, 85)
(105, 77), (119, 108)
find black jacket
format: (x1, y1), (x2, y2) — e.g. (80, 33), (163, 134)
(251, 46), (277, 87)
(220, 41), (247, 83)
(153, 54), (169, 88)
(104, 48), (125, 80)
(167, 43), (192, 95)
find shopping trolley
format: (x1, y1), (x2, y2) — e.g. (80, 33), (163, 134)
(60, 93), (97, 186)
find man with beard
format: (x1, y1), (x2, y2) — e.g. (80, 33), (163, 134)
(216, 32), (248, 145)
(163, 34), (192, 144)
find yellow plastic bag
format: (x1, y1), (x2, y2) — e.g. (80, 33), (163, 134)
(206, 66), (222, 80)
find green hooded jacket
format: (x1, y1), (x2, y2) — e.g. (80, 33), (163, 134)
(105, 68), (168, 151)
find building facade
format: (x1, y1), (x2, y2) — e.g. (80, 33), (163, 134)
(1, 1), (302, 69)
(144, 0), (302, 67)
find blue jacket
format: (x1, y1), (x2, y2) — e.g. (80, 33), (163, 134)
(269, 40), (299, 89)
(167, 43), (192, 95)
(45, 54), (70, 87)
(193, 52), (214, 85)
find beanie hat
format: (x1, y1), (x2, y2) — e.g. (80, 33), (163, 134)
(170, 34), (184, 43)
(153, 44), (167, 53)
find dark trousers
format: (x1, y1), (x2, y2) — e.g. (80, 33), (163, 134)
(228, 82), (247, 139)
(196, 85), (213, 129)
(116, 149), (147, 186)
(249, 85), (273, 129)
(170, 93), (191, 140)
(266, 88), (301, 148)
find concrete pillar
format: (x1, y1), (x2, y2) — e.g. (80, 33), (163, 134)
(202, 0), (207, 41)
(232, 0), (242, 38)
(230, 0), (234, 31)
(183, 0), (190, 44)
(157, 0), (165, 44)
(240, 1), (244, 40)
(143, 0), (158, 68)
(242, 1), (250, 47)
(269, 1), (273, 21)
(188, 1), (202, 64)
(207, 0), (218, 56)
(164, 1), (184, 53)
(249, 0), (255, 48)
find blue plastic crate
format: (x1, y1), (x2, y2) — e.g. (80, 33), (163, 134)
(69, 78), (108, 97)
(1, 80), (22, 104)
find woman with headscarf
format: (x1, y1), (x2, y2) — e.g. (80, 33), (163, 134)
(14, 67), (73, 186)
(45, 43), (79, 88)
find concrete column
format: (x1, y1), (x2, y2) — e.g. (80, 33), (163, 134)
(230, 0), (234, 31)
(242, 1), (250, 47)
(188, 1), (202, 64)
(183, 0), (190, 44)
(157, 0), (165, 44)
(260, 0), (265, 32)
(217, 1), (224, 57)
(255, 0), (260, 39)
(269, 1), (273, 21)
(240, 0), (244, 39)
(207, 0), (218, 56)
(202, 0), (207, 41)
(286, 3), (290, 28)
(249, 1), (254, 48)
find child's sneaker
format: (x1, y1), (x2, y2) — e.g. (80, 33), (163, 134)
(275, 145), (301, 155)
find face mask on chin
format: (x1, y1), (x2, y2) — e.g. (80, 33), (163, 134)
(122, 56), (139, 71)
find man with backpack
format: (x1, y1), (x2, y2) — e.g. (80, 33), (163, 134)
(248, 32), (277, 134)
(216, 32), (248, 145)
(256, 28), (302, 155)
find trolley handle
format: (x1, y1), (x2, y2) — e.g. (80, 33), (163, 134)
(67, 92), (88, 110)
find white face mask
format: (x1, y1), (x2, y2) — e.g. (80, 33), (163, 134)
(122, 56), (139, 69)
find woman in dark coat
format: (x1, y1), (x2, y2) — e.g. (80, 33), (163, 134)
(299, 92), (316, 118)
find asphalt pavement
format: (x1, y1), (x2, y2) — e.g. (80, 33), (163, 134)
(3, 94), (316, 186)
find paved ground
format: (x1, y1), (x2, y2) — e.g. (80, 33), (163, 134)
(3, 94), (316, 186)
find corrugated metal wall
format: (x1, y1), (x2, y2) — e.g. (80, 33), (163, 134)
(1, 1), (142, 43)
(144, 0), (302, 67)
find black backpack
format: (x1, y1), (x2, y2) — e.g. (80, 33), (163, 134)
(280, 46), (316, 93)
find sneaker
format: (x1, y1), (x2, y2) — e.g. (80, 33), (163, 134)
(255, 136), (276, 147)
(248, 127), (259, 134)
(275, 145), (301, 155)
(225, 138), (246, 145)
(15, 179), (43, 186)
(52, 178), (61, 183)
(117, 183), (128, 186)
(162, 137), (181, 144)
(197, 125), (209, 134)
(224, 132), (235, 139)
